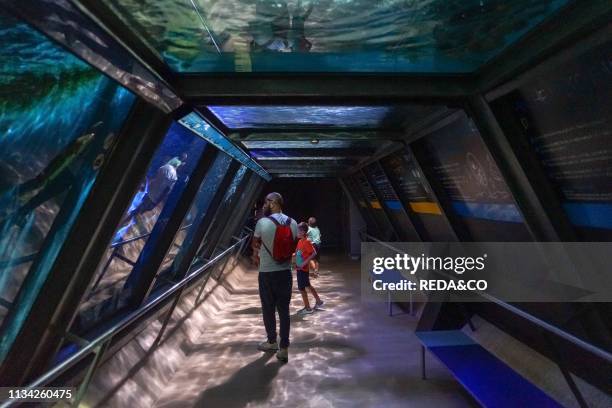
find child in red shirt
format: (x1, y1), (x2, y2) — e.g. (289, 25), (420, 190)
(295, 222), (324, 316)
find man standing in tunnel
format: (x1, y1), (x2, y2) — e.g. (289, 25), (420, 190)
(252, 192), (298, 363)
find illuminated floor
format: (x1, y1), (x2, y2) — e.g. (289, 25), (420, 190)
(154, 254), (476, 408)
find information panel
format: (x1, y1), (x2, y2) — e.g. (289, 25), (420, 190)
(421, 114), (520, 219)
(343, 176), (379, 235)
(365, 162), (402, 210)
(355, 172), (380, 208)
(381, 150), (456, 241)
(414, 112), (530, 241)
(364, 162), (417, 240)
(381, 150), (440, 215)
(498, 41), (612, 237)
(354, 172), (395, 239)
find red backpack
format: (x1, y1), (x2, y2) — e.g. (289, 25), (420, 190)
(262, 216), (296, 263)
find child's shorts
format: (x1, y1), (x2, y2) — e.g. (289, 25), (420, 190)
(297, 270), (311, 290)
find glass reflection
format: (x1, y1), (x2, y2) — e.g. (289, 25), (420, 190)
(192, 166), (248, 267)
(0, 12), (135, 356)
(101, 0), (568, 73)
(73, 122), (207, 334)
(208, 105), (430, 129)
(179, 112), (268, 179)
(154, 152), (233, 287)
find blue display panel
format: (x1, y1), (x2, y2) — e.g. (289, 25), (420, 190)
(179, 112), (270, 180)
(492, 40), (612, 240)
(208, 106), (427, 129)
(99, 0), (569, 73)
(73, 123), (208, 334)
(0, 12), (136, 357)
(153, 152), (234, 287)
(414, 112), (531, 241)
(363, 162), (418, 241)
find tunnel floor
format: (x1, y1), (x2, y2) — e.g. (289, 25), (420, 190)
(153, 254), (476, 408)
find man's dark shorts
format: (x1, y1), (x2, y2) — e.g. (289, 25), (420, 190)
(313, 243), (320, 261)
(297, 270), (310, 290)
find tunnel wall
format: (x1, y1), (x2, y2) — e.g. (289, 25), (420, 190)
(0, 20), (266, 383)
(342, 33), (612, 394)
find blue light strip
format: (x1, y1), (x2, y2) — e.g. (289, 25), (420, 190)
(179, 112), (271, 181)
(451, 201), (524, 223)
(563, 202), (612, 230)
(384, 200), (404, 211)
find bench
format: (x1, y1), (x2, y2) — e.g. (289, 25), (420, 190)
(416, 330), (562, 408)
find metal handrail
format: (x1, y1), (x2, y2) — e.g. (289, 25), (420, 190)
(111, 223), (194, 248)
(90, 223), (196, 293)
(0, 223), (194, 269)
(360, 232), (612, 364)
(1, 234), (249, 406)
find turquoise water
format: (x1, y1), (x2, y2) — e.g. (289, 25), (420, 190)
(0, 12), (136, 361)
(102, 0), (569, 73)
(0, 18), (88, 87)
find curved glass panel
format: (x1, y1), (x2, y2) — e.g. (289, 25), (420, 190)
(0, 12), (136, 358)
(101, 0), (568, 73)
(154, 151), (234, 286)
(73, 122), (207, 335)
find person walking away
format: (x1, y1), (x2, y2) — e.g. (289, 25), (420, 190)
(307, 217), (322, 274)
(295, 222), (324, 316)
(251, 192), (298, 363)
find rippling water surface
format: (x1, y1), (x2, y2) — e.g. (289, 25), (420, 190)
(208, 105), (435, 129)
(103, 0), (568, 72)
(0, 11), (135, 349)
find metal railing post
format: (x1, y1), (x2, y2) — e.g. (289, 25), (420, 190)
(71, 340), (110, 407)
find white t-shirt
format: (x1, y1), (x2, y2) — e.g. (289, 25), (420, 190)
(254, 212), (298, 272)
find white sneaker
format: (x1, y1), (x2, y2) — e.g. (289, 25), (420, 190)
(257, 340), (279, 352)
(297, 307), (314, 316)
(314, 300), (325, 310)
(276, 347), (288, 363)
